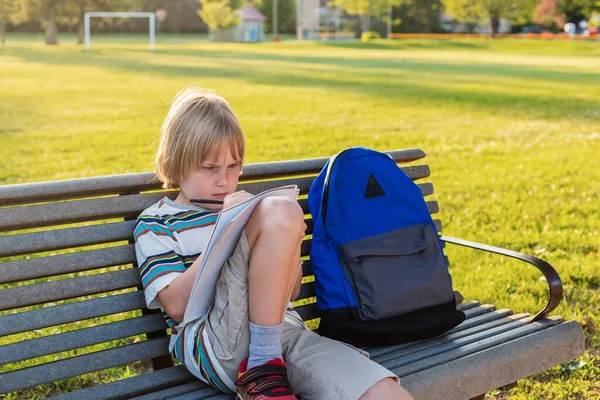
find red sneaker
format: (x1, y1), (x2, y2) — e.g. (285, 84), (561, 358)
(235, 358), (297, 399)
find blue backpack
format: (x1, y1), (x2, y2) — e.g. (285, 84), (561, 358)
(308, 147), (464, 346)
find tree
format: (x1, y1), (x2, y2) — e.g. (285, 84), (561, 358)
(442, 0), (537, 37)
(534, 0), (565, 30)
(198, 0), (240, 30)
(257, 0), (295, 33)
(0, 0), (19, 45)
(58, 0), (125, 44)
(140, 0), (207, 33)
(442, 0), (480, 32)
(330, 0), (408, 33)
(12, 0), (63, 44)
(395, 0), (444, 33)
(557, 0), (599, 22)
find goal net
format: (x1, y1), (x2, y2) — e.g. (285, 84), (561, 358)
(84, 12), (156, 51)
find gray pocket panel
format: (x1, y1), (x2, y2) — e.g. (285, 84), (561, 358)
(339, 223), (454, 321)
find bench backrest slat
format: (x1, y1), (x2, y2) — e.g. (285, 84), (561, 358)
(0, 314), (166, 365)
(0, 149), (426, 206)
(0, 221), (136, 258)
(0, 269), (140, 311)
(0, 165), (431, 232)
(0, 245), (135, 284)
(0, 196), (438, 284)
(0, 291), (146, 337)
(0, 337), (171, 393)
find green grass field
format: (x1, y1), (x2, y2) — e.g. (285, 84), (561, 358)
(1, 34), (599, 399)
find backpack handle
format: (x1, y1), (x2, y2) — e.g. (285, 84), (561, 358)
(321, 148), (353, 222)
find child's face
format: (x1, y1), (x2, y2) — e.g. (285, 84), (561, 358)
(178, 145), (242, 210)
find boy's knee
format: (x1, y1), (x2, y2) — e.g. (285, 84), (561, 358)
(253, 196), (305, 235)
(360, 378), (413, 400)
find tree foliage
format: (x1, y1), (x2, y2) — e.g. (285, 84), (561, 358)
(556, 0), (599, 22)
(0, 0), (20, 45)
(330, 0), (408, 19)
(198, 0), (239, 29)
(442, 0), (538, 36)
(534, 0), (565, 29)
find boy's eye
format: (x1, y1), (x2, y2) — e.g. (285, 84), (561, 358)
(228, 163), (240, 169)
(203, 166), (216, 171)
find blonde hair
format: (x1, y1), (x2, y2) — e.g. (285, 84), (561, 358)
(155, 87), (245, 189)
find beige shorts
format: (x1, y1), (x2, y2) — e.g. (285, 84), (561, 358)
(202, 232), (400, 400)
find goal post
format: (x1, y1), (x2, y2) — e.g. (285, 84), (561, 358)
(84, 12), (156, 51)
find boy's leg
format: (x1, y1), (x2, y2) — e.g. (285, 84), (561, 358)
(201, 196), (305, 392)
(244, 196), (306, 326)
(281, 318), (414, 400)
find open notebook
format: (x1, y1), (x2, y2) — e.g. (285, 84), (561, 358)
(183, 185), (300, 325)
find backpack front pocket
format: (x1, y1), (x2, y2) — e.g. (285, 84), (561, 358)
(339, 223), (454, 321)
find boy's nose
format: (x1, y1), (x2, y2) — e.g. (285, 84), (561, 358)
(216, 170), (228, 186)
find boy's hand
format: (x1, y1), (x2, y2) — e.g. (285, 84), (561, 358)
(223, 190), (254, 209)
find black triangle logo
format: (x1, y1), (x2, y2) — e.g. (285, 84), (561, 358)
(364, 174), (385, 199)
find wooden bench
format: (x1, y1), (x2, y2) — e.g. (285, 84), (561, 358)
(0, 148), (585, 399)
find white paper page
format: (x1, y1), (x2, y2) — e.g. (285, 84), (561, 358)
(183, 185), (299, 324)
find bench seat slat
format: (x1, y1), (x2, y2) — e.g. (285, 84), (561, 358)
(0, 165), (432, 233)
(134, 386), (220, 400)
(0, 291), (147, 337)
(0, 150), (426, 207)
(0, 337), (171, 394)
(386, 317), (564, 375)
(0, 269), (141, 312)
(373, 314), (530, 365)
(0, 245), (136, 285)
(293, 299), (482, 327)
(0, 314), (167, 365)
(52, 366), (196, 400)
(170, 390), (231, 400)
(367, 308), (514, 358)
(399, 320), (585, 400)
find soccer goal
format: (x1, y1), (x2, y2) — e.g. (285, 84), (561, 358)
(84, 12), (156, 51)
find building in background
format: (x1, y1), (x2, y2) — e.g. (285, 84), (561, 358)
(296, 0), (319, 40)
(209, 4), (265, 42)
(440, 13), (512, 34)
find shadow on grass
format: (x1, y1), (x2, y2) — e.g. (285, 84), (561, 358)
(5, 46), (600, 122)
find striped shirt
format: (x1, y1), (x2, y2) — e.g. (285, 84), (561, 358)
(134, 196), (235, 390)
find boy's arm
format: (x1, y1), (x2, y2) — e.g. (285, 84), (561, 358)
(157, 191), (255, 322)
(157, 252), (205, 323)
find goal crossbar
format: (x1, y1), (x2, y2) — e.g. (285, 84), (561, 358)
(84, 12), (156, 51)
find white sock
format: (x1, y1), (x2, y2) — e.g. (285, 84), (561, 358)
(247, 321), (284, 370)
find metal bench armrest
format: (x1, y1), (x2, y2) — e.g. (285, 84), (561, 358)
(440, 236), (563, 323)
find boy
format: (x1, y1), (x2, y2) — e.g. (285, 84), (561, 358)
(134, 87), (414, 400)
